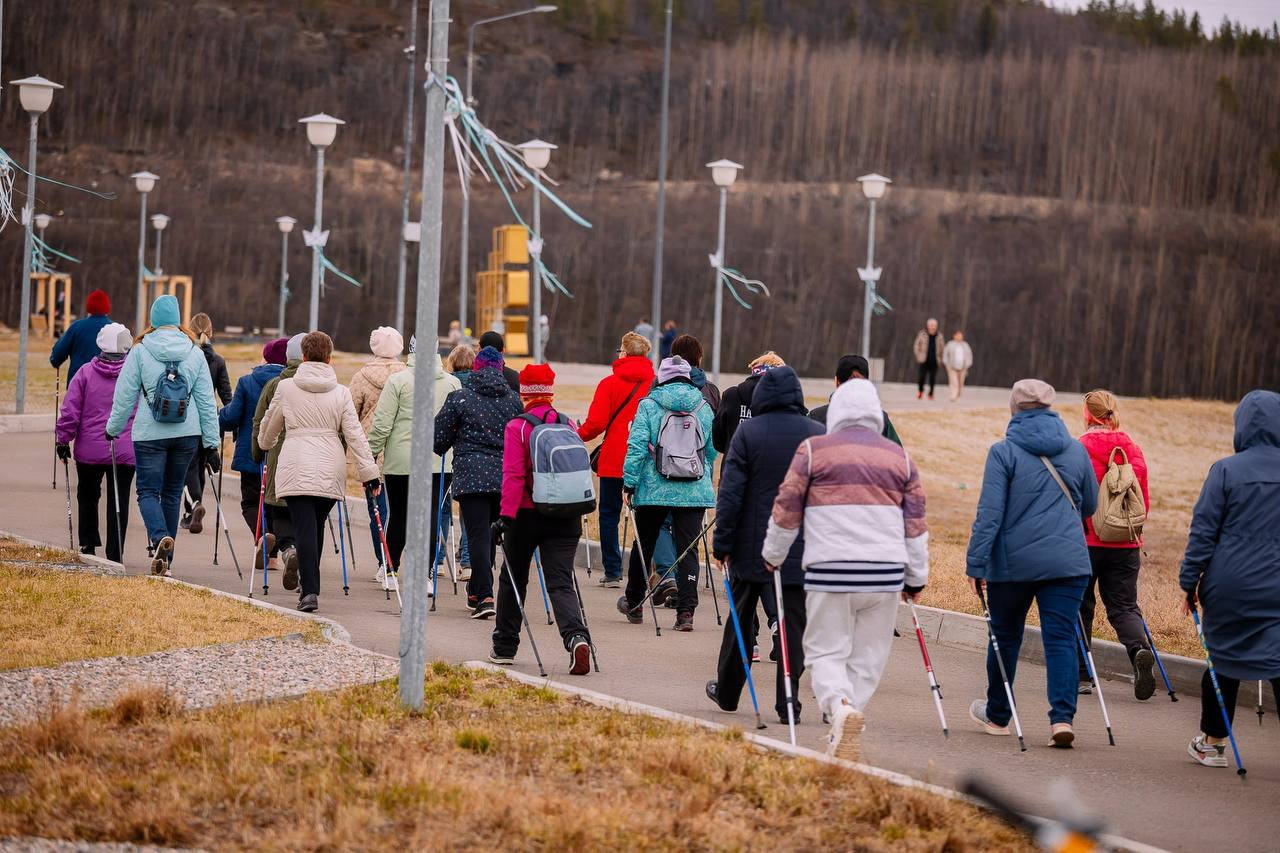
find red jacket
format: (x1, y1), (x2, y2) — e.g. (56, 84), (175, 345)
(578, 356), (654, 478)
(1078, 427), (1150, 548)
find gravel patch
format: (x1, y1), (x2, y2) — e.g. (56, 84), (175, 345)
(0, 839), (194, 852)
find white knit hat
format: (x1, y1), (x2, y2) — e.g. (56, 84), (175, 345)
(369, 326), (404, 359)
(95, 322), (133, 355)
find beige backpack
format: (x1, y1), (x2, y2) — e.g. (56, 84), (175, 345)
(1092, 447), (1146, 543)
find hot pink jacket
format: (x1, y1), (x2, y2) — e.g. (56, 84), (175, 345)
(1078, 427), (1150, 548)
(501, 404), (577, 518)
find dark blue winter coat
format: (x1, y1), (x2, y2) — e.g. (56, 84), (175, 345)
(433, 366), (523, 496)
(218, 364), (283, 473)
(1180, 390), (1280, 681)
(966, 408), (1096, 583)
(714, 367), (824, 587)
(49, 314), (112, 383)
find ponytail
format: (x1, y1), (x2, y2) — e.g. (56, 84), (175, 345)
(1083, 389), (1121, 430)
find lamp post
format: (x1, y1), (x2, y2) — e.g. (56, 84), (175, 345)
(460, 4), (557, 337)
(34, 213), (52, 244)
(394, 0), (419, 334)
(150, 213), (170, 275)
(275, 216), (296, 336)
(856, 173), (891, 363)
(299, 113), (344, 332)
(12, 75), (63, 415)
(649, 0), (674, 366)
(706, 159), (742, 386)
(517, 139), (555, 362)
(130, 170), (158, 332)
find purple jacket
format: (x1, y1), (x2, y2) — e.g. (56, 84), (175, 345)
(55, 356), (136, 465)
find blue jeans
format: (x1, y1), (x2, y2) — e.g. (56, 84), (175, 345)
(365, 489), (389, 566)
(984, 575), (1089, 726)
(133, 436), (200, 558)
(457, 513), (470, 566)
(598, 477), (624, 579)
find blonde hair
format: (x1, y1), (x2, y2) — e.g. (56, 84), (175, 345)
(620, 331), (651, 357)
(1084, 389), (1121, 430)
(190, 312), (214, 344)
(446, 344), (476, 372)
(134, 325), (197, 345)
(748, 350), (785, 370)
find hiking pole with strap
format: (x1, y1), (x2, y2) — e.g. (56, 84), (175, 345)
(624, 516), (716, 629)
(533, 550), (553, 625)
(1140, 616), (1177, 702)
(908, 598), (949, 738)
(583, 526), (592, 577)
(570, 565), (600, 672)
(370, 495), (401, 611)
(497, 541), (547, 676)
(204, 455), (242, 580)
(1075, 615), (1116, 745)
(52, 367), (61, 490)
(624, 504), (665, 635)
(772, 570), (797, 745)
(342, 496), (357, 575)
(62, 456), (74, 550)
(722, 565), (765, 730)
(250, 462), (268, 598)
(700, 529), (722, 626)
(975, 584), (1026, 752)
(1192, 606), (1246, 777)
(336, 501), (349, 595)
(108, 439), (126, 564)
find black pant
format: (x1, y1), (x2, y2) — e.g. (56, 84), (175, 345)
(460, 493), (502, 602)
(182, 452), (205, 514)
(917, 362), (938, 395)
(493, 509), (588, 656)
(1201, 671), (1280, 739)
(716, 575), (805, 719)
(1079, 547), (1148, 677)
(239, 470), (283, 556)
(284, 495), (336, 597)
(383, 473), (451, 575)
(75, 461), (134, 562)
(626, 505), (704, 613)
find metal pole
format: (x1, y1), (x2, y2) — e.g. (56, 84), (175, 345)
(135, 192), (148, 333)
(278, 230), (289, 336)
(395, 0), (419, 333)
(400, 0), (450, 712)
(15, 115), (37, 415)
(649, 0), (674, 367)
(861, 198), (876, 361)
(461, 25), (478, 336)
(531, 189), (542, 362)
(712, 186), (726, 386)
(308, 146), (325, 332)
(154, 228), (163, 276)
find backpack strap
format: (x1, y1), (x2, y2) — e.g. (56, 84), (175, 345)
(1108, 446), (1129, 466)
(601, 382), (643, 435)
(1039, 455), (1077, 512)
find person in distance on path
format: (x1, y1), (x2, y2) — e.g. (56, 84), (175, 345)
(912, 318), (944, 400)
(809, 354), (901, 446)
(348, 326), (407, 579)
(942, 330), (973, 402)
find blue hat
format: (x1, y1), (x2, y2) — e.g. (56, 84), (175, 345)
(149, 294), (181, 328)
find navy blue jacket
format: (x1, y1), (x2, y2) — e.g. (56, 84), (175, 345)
(714, 367), (823, 586)
(966, 408), (1096, 583)
(49, 314), (112, 383)
(1181, 390), (1280, 681)
(434, 366), (523, 496)
(218, 364), (283, 473)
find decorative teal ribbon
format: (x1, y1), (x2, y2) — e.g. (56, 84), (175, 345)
(318, 250), (362, 288)
(31, 233), (81, 273)
(0, 147), (118, 200)
(716, 267), (770, 310)
(872, 292), (893, 316)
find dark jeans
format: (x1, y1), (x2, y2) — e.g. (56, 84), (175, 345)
(1201, 672), (1280, 739)
(1079, 546), (1148, 677)
(239, 470), (282, 555)
(365, 487), (390, 567)
(917, 362), (938, 395)
(285, 495), (336, 598)
(984, 575), (1089, 726)
(460, 493), (502, 601)
(597, 476), (624, 579)
(625, 505), (704, 613)
(75, 461), (133, 562)
(716, 575), (805, 719)
(182, 451), (205, 514)
(133, 436), (200, 556)
(493, 509), (587, 656)
(383, 473), (451, 576)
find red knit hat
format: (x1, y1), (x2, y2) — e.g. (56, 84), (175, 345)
(86, 289), (110, 316)
(519, 363), (555, 397)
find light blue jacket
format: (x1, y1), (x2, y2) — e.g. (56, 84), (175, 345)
(107, 328), (219, 449)
(623, 379), (717, 508)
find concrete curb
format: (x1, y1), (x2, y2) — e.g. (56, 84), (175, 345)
(155, 574), (357, 648)
(0, 529), (124, 576)
(0, 414), (54, 434)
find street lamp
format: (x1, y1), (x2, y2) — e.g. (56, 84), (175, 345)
(150, 213), (170, 275)
(130, 170), (159, 331)
(856, 173), (891, 363)
(394, 0), (420, 335)
(12, 75), (63, 415)
(517, 139), (556, 362)
(299, 112), (344, 332)
(275, 216), (296, 336)
(706, 159), (742, 385)
(650, 0), (675, 366)
(459, 4), (557, 337)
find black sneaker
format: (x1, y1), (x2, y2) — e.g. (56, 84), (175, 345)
(297, 593), (318, 613)
(80, 545), (95, 556)
(282, 546), (300, 591)
(706, 679), (737, 712)
(1133, 648), (1156, 701)
(568, 636), (591, 675)
(653, 577), (677, 606)
(598, 575), (621, 589)
(471, 598), (496, 619)
(188, 503), (205, 534)
(616, 595), (643, 624)
(488, 650), (515, 666)
(179, 515), (192, 530)
(674, 611), (694, 632)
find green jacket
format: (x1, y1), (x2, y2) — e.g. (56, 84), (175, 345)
(251, 360), (299, 506)
(367, 353), (460, 476)
(623, 379), (718, 508)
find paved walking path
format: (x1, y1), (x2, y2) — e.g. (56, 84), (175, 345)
(1, 429), (1274, 853)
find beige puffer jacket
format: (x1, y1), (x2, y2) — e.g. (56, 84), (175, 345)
(258, 361), (379, 501)
(349, 357), (406, 432)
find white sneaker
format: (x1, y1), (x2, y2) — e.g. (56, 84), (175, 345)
(458, 565), (472, 582)
(373, 564), (387, 585)
(1188, 734), (1228, 768)
(969, 700), (1011, 736)
(385, 573), (399, 593)
(825, 703), (864, 761)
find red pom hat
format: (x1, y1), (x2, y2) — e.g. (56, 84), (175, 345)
(519, 363), (556, 398)
(86, 289), (111, 316)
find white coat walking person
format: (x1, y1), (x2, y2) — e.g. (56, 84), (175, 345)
(943, 331), (974, 401)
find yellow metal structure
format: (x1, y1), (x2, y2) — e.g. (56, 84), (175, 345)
(29, 272), (73, 337)
(475, 225), (531, 356)
(144, 274), (194, 327)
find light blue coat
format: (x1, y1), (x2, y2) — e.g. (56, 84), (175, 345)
(107, 328), (219, 449)
(623, 379), (717, 508)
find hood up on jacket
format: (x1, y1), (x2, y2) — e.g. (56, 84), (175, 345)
(827, 378), (884, 434)
(751, 366), (805, 416)
(1234, 390), (1280, 452)
(293, 361), (338, 393)
(470, 366), (513, 398)
(1005, 408), (1074, 457)
(140, 327), (197, 363)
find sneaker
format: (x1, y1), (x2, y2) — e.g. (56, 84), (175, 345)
(652, 577), (677, 606)
(916, 391), (923, 400)
(281, 546), (300, 591)
(80, 545), (96, 556)
(1049, 722), (1075, 748)
(752, 644), (760, 662)
(1133, 648), (1156, 701)
(706, 680), (731, 711)
(969, 700), (1010, 736)
(150, 536), (174, 576)
(373, 564), (387, 585)
(254, 533), (277, 572)
(779, 709), (801, 726)
(458, 565), (472, 582)
(1078, 680), (1094, 695)
(1187, 733), (1228, 768)
(188, 503), (205, 534)
(179, 515), (192, 530)
(471, 598), (496, 619)
(568, 636), (591, 675)
(488, 650), (515, 666)
(296, 593), (318, 613)
(674, 611), (693, 631)
(664, 596), (678, 609)
(826, 703), (864, 761)
(598, 575), (621, 589)
(616, 595), (644, 624)
(385, 572), (399, 593)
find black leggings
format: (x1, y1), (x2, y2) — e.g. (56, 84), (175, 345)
(284, 495), (336, 598)
(917, 362), (938, 395)
(1201, 671), (1280, 738)
(460, 493), (502, 602)
(75, 461), (134, 562)
(383, 473), (452, 574)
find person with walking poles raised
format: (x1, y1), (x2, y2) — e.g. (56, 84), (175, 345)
(180, 313), (232, 534)
(966, 379), (1096, 749)
(251, 333), (305, 581)
(49, 288), (114, 384)
(348, 326), (406, 576)
(808, 354), (901, 446)
(55, 322), (136, 561)
(257, 331), (380, 612)
(1075, 390), (1157, 700)
(707, 366), (822, 724)
(761, 377), (928, 759)
(435, 344), (523, 619)
(490, 363), (595, 674)
(1180, 390), (1280, 769)
(106, 295), (220, 576)
(912, 318), (944, 401)
(942, 330), (974, 402)
(712, 350), (785, 454)
(617, 355), (718, 632)
(578, 331), (655, 589)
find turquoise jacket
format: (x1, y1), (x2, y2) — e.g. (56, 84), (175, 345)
(106, 328), (219, 449)
(623, 379), (717, 508)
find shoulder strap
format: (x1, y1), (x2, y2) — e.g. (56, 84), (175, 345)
(602, 381), (643, 434)
(519, 412), (545, 428)
(1039, 455), (1076, 512)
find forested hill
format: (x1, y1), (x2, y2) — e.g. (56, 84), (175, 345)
(3, 0), (1278, 398)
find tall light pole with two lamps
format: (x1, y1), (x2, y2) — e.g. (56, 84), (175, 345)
(856, 173), (891, 365)
(706, 159), (742, 386)
(299, 113), (344, 332)
(130, 170), (158, 331)
(516, 139), (555, 363)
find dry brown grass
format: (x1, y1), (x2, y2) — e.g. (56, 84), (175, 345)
(0, 667), (1031, 851)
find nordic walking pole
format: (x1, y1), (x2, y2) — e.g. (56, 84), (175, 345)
(1259, 681), (1266, 726)
(771, 570), (797, 745)
(584, 524), (592, 577)
(62, 457), (74, 550)
(52, 367), (60, 490)
(533, 550), (553, 625)
(430, 458), (448, 611)
(336, 501), (349, 595)
(213, 436), (224, 566)
(975, 584), (1026, 752)
(570, 566), (601, 672)
(1192, 607), (1246, 777)
(370, 496), (401, 610)
(205, 459), (243, 580)
(250, 462), (267, 598)
(109, 439), (125, 564)
(701, 529), (722, 625)
(327, 512), (340, 556)
(343, 496), (358, 576)
(624, 504), (665, 635)
(1075, 615), (1116, 745)
(1140, 616), (1177, 702)
(722, 564), (765, 730)
(498, 542), (547, 677)
(908, 598), (949, 738)
(625, 518), (714, 622)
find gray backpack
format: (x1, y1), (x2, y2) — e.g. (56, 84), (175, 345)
(519, 411), (596, 517)
(653, 399), (708, 481)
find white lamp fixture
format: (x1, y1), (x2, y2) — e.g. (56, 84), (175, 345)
(150, 213), (170, 231)
(299, 113), (345, 149)
(533, 5), (558, 11)
(516, 138), (557, 171)
(130, 170), (159, 194)
(33, 213), (53, 230)
(403, 221), (422, 243)
(706, 159), (744, 188)
(276, 215), (297, 234)
(856, 173), (891, 200)
(11, 75), (63, 115)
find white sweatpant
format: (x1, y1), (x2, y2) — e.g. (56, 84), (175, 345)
(803, 590), (899, 717)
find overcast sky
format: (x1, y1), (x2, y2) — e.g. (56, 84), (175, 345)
(1054, 0), (1278, 30)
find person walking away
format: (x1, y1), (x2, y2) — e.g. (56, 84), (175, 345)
(634, 318), (655, 344)
(659, 320), (678, 359)
(579, 332), (655, 588)
(491, 363), (594, 673)
(368, 335), (460, 578)
(106, 295), (220, 575)
(435, 345), (523, 618)
(671, 334), (721, 411)
(55, 323), (137, 561)
(447, 320), (463, 346)
(348, 326), (406, 573)
(966, 379), (1096, 748)
(258, 332), (380, 612)
(49, 288), (113, 384)
(712, 350), (785, 453)
(619, 356), (717, 631)
(252, 333), (306, 578)
(477, 330), (520, 393)
(219, 338), (286, 568)
(1180, 390), (1280, 767)
(809, 354), (901, 445)
(708, 366), (823, 723)
(912, 318), (944, 400)
(943, 331), (973, 402)
(1076, 390), (1155, 699)
(446, 343), (477, 579)
(180, 313), (232, 533)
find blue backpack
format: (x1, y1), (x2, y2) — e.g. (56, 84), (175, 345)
(519, 410), (596, 517)
(142, 346), (194, 424)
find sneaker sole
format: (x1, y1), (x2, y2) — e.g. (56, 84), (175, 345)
(1134, 649), (1156, 701)
(151, 537), (174, 576)
(188, 505), (205, 534)
(832, 710), (864, 762)
(1050, 728), (1075, 748)
(282, 558), (300, 591)
(471, 608), (496, 620)
(488, 655), (514, 666)
(1187, 741), (1228, 768)
(569, 642), (591, 675)
(969, 704), (1011, 736)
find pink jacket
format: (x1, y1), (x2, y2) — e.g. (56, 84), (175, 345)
(55, 356), (136, 465)
(500, 404), (577, 518)
(1078, 427), (1150, 548)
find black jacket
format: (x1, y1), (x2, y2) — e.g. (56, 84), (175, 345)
(502, 365), (520, 394)
(201, 342), (233, 407)
(810, 399), (902, 446)
(434, 366), (523, 496)
(712, 372), (764, 454)
(713, 367), (823, 586)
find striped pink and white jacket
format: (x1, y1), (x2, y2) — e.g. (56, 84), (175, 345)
(762, 379), (928, 593)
